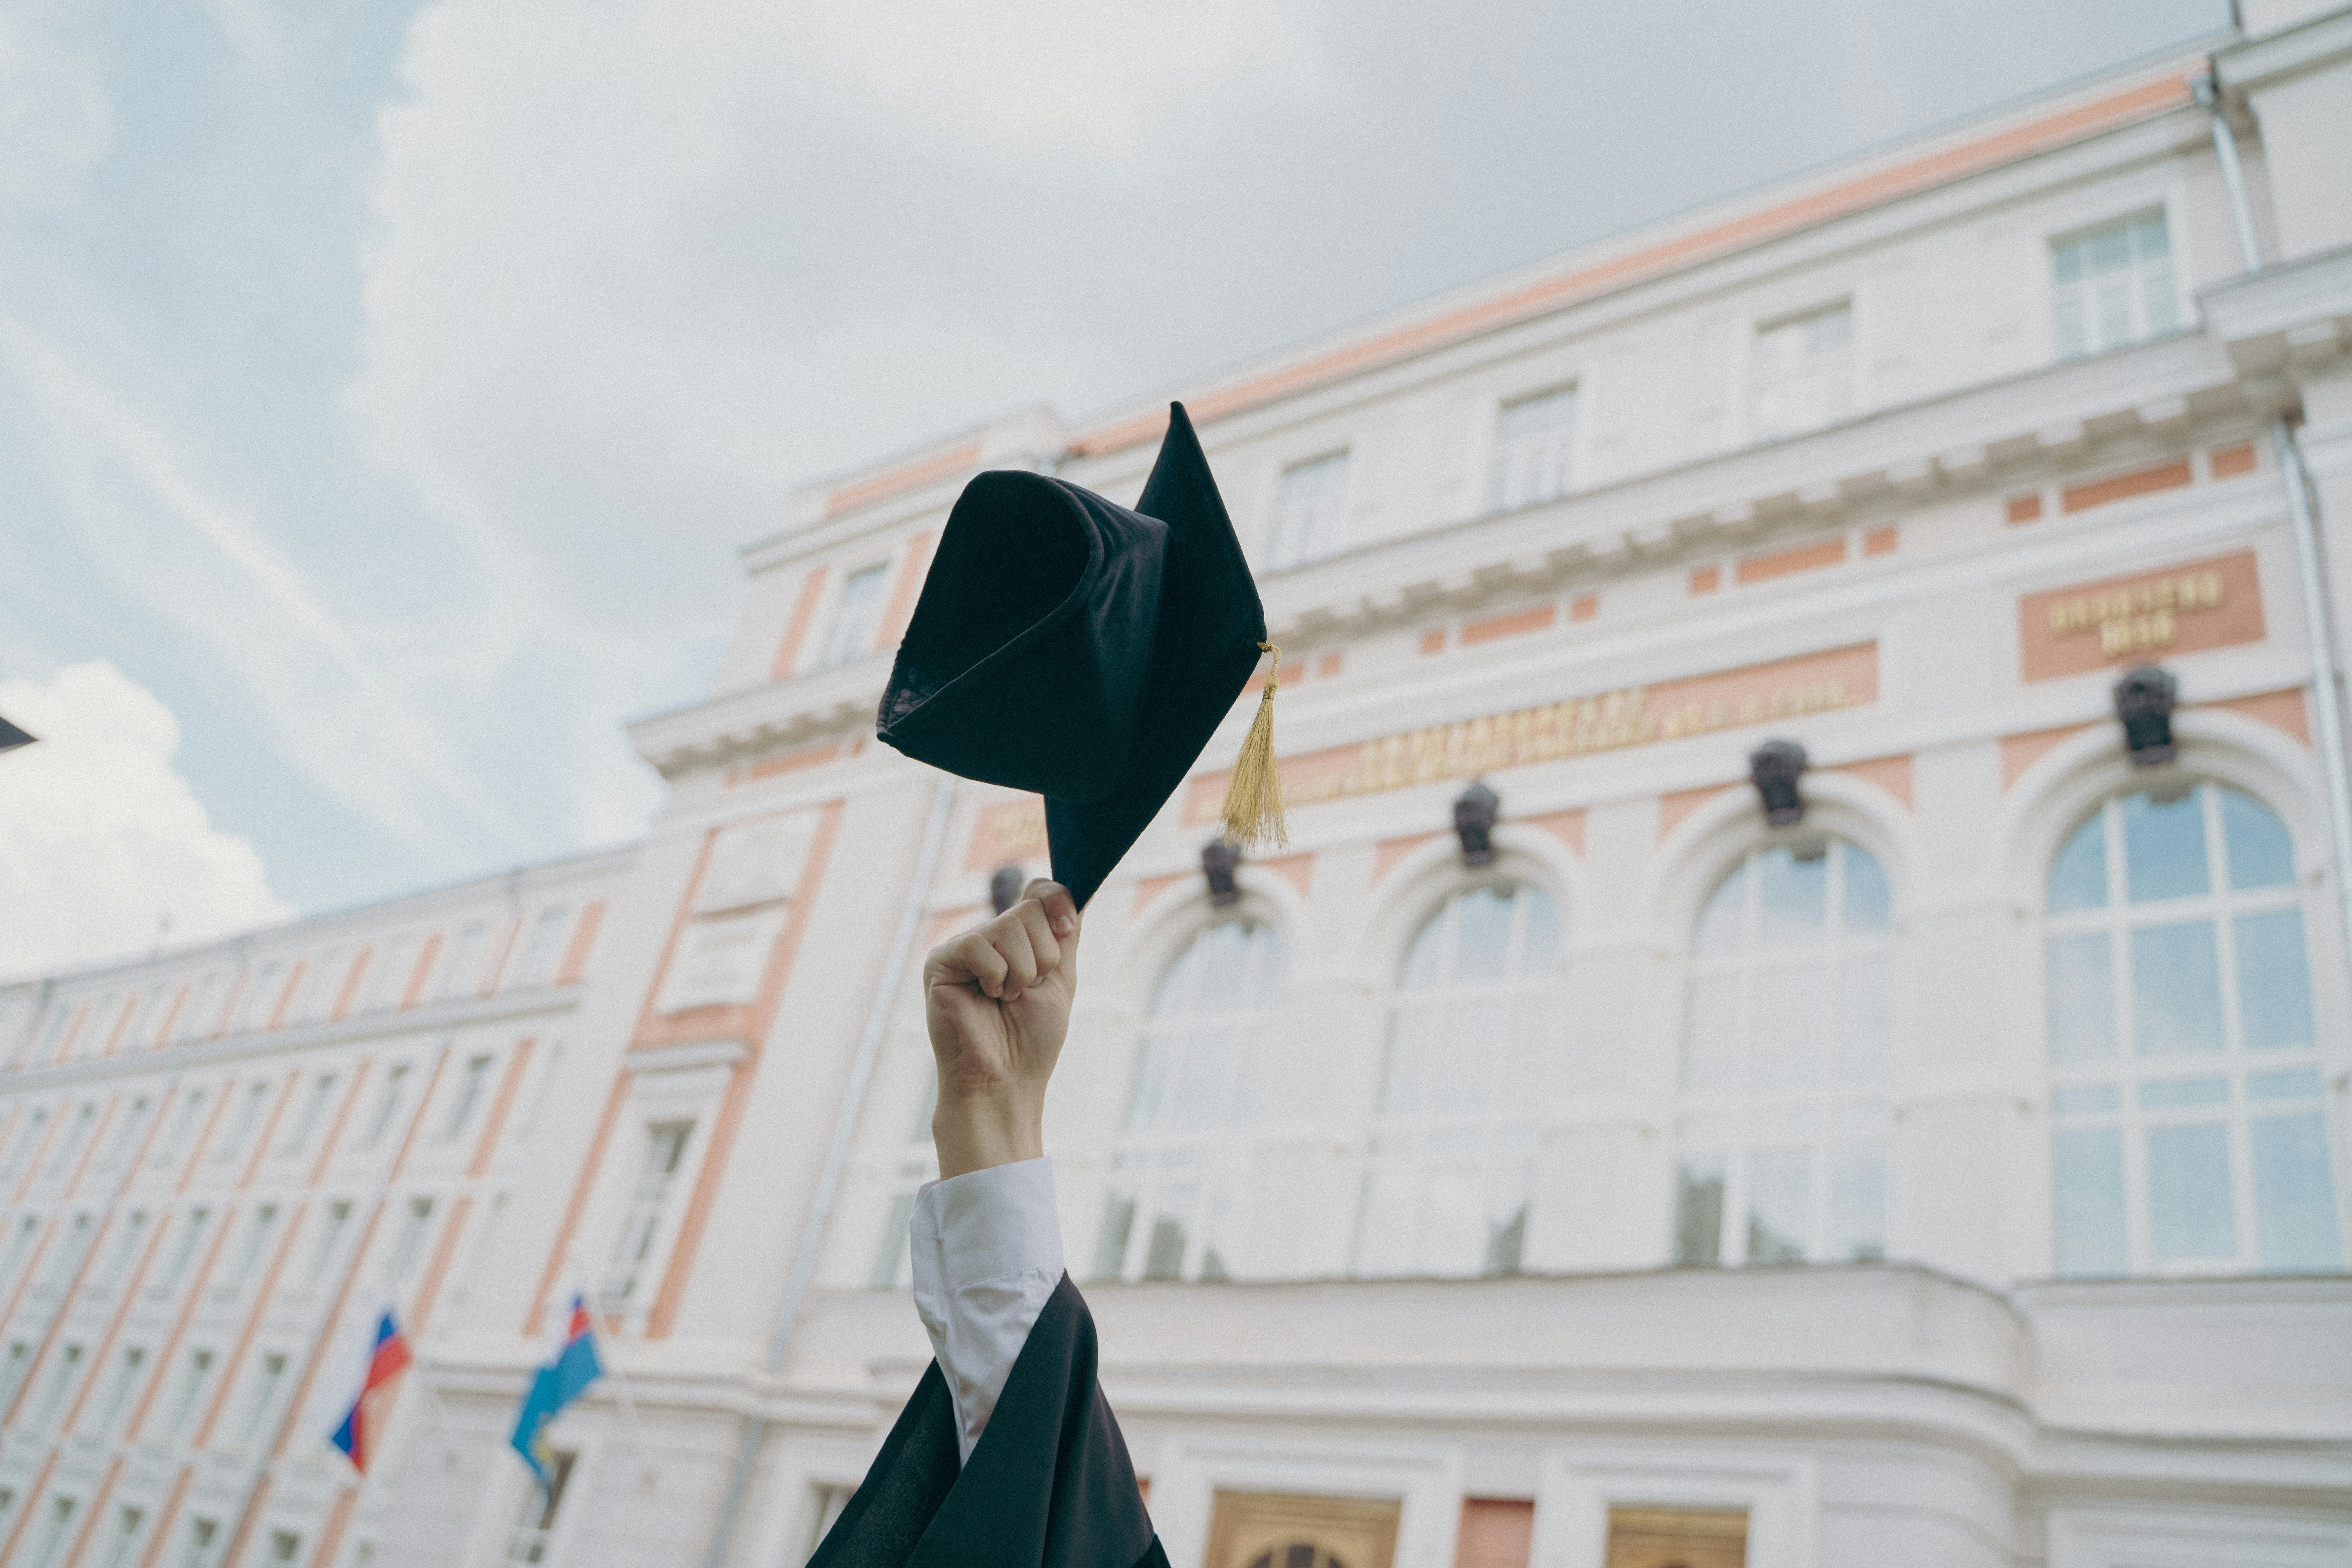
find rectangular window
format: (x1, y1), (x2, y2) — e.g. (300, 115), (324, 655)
(279, 1074), (340, 1158)
(363, 1065), (413, 1150)
(439, 1055), (495, 1143)
(1490, 385), (1577, 512)
(2051, 209), (2179, 359)
(25, 1496), (77, 1568)
(156, 1208), (213, 1295)
(390, 1197), (436, 1280)
(178, 1517), (222, 1568)
(234, 962), (283, 1032)
(506, 1449), (575, 1565)
(1750, 301), (1853, 441)
(2, 1106), (49, 1181)
(100, 1507), (146, 1568)
(214, 1081), (274, 1164)
(161, 1348), (216, 1441)
(96, 1095), (154, 1172)
(32, 1342), (85, 1430)
(230, 1351), (289, 1452)
(266, 1531), (301, 1566)
(438, 923), (488, 1001)
(367, 937), (418, 1011)
(46, 1102), (98, 1179)
(97, 1211), (150, 1289)
(1269, 451), (1350, 570)
(818, 562), (891, 668)
(154, 1089), (209, 1169)
(307, 1200), (353, 1286)
(603, 1121), (693, 1306)
(513, 907), (572, 989)
(44, 1212), (98, 1289)
(176, 973), (227, 1041)
(0, 1339), (31, 1416)
(96, 1345), (147, 1435)
(225, 1205), (281, 1290)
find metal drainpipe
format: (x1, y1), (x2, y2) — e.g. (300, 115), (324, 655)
(2201, 65), (2352, 982)
(700, 774), (957, 1568)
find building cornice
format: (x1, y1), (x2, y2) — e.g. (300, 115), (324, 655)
(1, 982), (588, 1092)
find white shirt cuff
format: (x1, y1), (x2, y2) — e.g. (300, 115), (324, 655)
(908, 1157), (1064, 1463)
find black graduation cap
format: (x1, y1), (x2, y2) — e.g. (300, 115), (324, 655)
(0, 713), (34, 755)
(878, 403), (1284, 908)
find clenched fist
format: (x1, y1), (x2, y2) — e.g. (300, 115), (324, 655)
(924, 879), (1080, 1179)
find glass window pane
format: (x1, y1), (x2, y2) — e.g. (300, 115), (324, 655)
(2250, 1112), (2343, 1272)
(2046, 933), (2118, 1062)
(2130, 922), (2225, 1056)
(1519, 887), (1560, 969)
(2145, 1123), (2237, 1265)
(1693, 869), (1745, 955)
(1681, 973), (1739, 1091)
(2138, 1076), (2228, 1109)
(1675, 1158), (1724, 1264)
(2053, 239), (2085, 284)
(1745, 1146), (1812, 1263)
(1827, 1146), (1886, 1263)
(1142, 1207), (1189, 1281)
(1748, 964), (1828, 1089)
(2053, 1127), (2128, 1276)
(2221, 789), (2295, 889)
(2047, 815), (2108, 911)
(1835, 955), (1891, 1084)
(2123, 790), (2209, 902)
(1399, 916), (1445, 989)
(2087, 224), (2131, 273)
(1842, 848), (1891, 933)
(1756, 847), (1828, 943)
(2247, 1067), (2323, 1103)
(1091, 1193), (1133, 1278)
(2053, 296), (2087, 359)
(2235, 909), (2316, 1049)
(1452, 889), (1514, 983)
(2142, 268), (2180, 335)
(2132, 211), (2170, 260)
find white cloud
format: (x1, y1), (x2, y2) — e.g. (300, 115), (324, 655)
(0, 4), (111, 209)
(0, 661), (291, 977)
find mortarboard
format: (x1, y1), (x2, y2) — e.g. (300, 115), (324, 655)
(877, 403), (1284, 908)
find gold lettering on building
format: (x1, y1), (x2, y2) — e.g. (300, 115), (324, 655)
(2046, 570), (2225, 657)
(1187, 642), (1878, 822)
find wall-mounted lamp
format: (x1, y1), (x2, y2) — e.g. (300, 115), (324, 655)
(1454, 780), (1500, 867)
(989, 865), (1025, 916)
(1201, 838), (1243, 906)
(2113, 666), (2178, 766)
(1748, 739), (1809, 827)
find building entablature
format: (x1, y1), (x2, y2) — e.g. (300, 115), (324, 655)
(2200, 241), (2352, 375)
(628, 650), (895, 780)
(0, 981), (587, 1096)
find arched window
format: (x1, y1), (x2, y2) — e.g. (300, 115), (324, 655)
(1674, 837), (1894, 1267)
(1356, 882), (1560, 1278)
(1092, 918), (1285, 1283)
(2045, 783), (2340, 1275)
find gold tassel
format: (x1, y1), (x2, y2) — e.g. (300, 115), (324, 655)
(1219, 642), (1288, 850)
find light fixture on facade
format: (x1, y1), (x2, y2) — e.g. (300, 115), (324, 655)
(2112, 665), (2178, 766)
(1454, 780), (1500, 867)
(988, 866), (1024, 916)
(1748, 740), (1809, 827)
(1200, 838), (1243, 907)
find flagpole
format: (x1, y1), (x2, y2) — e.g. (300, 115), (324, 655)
(562, 1242), (653, 1481)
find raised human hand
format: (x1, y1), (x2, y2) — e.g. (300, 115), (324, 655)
(923, 879), (1080, 1178)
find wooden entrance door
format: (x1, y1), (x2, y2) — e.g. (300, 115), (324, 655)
(1203, 1492), (1401, 1568)
(1604, 1507), (1748, 1568)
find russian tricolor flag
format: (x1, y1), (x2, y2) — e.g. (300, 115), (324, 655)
(330, 1308), (411, 1474)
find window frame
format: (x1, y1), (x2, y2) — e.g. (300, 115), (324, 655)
(1354, 875), (1565, 1281)
(1267, 449), (1352, 571)
(2040, 780), (2341, 1278)
(2046, 200), (2188, 362)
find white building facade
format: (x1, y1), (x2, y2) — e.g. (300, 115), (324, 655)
(6, 8), (2352, 1566)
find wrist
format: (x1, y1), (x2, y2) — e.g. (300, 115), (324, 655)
(931, 1086), (1044, 1180)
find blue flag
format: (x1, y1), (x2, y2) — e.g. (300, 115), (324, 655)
(510, 1294), (603, 1485)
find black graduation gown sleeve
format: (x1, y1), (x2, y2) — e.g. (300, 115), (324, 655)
(808, 1274), (1166, 1568)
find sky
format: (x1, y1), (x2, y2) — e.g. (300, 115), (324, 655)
(0, 0), (2232, 977)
